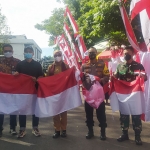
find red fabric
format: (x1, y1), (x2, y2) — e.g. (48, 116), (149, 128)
(131, 0), (150, 20)
(0, 73), (36, 94)
(37, 67), (77, 97)
(98, 51), (112, 59)
(119, 0), (140, 52)
(110, 76), (144, 95)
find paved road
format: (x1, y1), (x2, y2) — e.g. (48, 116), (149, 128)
(0, 104), (150, 150)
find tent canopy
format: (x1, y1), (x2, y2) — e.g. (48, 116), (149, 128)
(98, 51), (112, 59)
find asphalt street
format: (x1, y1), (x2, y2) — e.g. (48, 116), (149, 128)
(0, 104), (150, 150)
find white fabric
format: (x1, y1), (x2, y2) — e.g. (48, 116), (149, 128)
(139, 52), (150, 121)
(110, 91), (145, 115)
(35, 85), (82, 118)
(0, 93), (36, 115)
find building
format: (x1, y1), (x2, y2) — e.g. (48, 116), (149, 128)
(0, 35), (42, 61)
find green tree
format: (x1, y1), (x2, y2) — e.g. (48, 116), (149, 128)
(35, 0), (141, 48)
(0, 7), (11, 54)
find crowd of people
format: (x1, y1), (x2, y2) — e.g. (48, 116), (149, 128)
(0, 43), (146, 146)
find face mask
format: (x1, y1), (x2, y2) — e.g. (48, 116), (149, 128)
(124, 54), (131, 61)
(24, 53), (33, 59)
(4, 52), (13, 58)
(55, 56), (62, 62)
(89, 53), (96, 60)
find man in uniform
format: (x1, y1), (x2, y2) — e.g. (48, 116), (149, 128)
(0, 44), (20, 137)
(81, 47), (109, 140)
(47, 50), (69, 139)
(114, 46), (147, 145)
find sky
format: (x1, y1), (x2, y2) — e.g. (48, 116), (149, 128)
(0, 0), (64, 57)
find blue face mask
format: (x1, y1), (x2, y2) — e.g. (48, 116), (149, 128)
(24, 53), (33, 59)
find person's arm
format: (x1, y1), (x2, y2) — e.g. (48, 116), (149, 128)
(80, 64), (92, 90)
(37, 63), (44, 78)
(101, 63), (110, 85)
(46, 65), (52, 76)
(14, 62), (21, 75)
(139, 64), (147, 81)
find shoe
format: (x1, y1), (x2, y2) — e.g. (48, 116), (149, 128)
(135, 136), (142, 145)
(0, 130), (2, 137)
(100, 128), (106, 140)
(86, 131), (94, 139)
(10, 129), (17, 135)
(53, 131), (60, 139)
(61, 130), (67, 137)
(32, 128), (41, 137)
(17, 130), (26, 138)
(117, 134), (129, 142)
(100, 134), (106, 140)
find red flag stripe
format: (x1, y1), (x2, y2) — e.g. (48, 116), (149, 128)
(0, 73), (36, 94)
(37, 68), (77, 97)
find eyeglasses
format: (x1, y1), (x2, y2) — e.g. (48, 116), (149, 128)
(4, 50), (12, 53)
(54, 54), (61, 57)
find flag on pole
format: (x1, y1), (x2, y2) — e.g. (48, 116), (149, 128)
(119, 0), (140, 51)
(0, 73), (37, 115)
(130, 0), (150, 50)
(35, 67), (82, 118)
(109, 76), (145, 115)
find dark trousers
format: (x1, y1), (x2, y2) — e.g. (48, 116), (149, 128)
(0, 114), (17, 130)
(85, 101), (107, 128)
(19, 115), (39, 129)
(120, 114), (142, 131)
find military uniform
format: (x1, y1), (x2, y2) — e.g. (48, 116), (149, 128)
(115, 61), (145, 138)
(81, 59), (109, 138)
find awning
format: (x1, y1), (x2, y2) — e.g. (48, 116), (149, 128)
(98, 51), (112, 59)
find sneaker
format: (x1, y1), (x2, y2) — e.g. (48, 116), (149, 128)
(32, 128), (41, 137)
(10, 129), (17, 135)
(17, 130), (26, 138)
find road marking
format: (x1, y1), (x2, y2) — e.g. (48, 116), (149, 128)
(0, 137), (34, 146)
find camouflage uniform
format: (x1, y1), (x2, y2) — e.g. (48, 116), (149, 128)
(115, 61), (145, 132)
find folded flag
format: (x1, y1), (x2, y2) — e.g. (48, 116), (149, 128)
(109, 76), (145, 115)
(0, 73), (37, 115)
(35, 67), (82, 118)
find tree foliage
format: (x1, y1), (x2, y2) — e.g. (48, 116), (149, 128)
(0, 7), (11, 54)
(35, 0), (141, 48)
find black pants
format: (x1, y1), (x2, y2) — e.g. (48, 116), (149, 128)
(85, 101), (107, 128)
(0, 114), (17, 130)
(19, 115), (39, 129)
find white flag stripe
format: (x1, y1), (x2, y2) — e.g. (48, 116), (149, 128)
(0, 93), (36, 115)
(110, 91), (145, 115)
(35, 85), (82, 118)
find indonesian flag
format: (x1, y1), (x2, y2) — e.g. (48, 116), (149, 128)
(0, 73), (36, 115)
(119, 0), (140, 51)
(35, 67), (82, 118)
(109, 76), (145, 115)
(130, 0), (150, 50)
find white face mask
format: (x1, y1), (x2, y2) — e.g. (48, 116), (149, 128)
(55, 56), (62, 62)
(4, 52), (13, 58)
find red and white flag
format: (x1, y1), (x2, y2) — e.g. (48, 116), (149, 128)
(35, 67), (82, 118)
(119, 0), (140, 51)
(109, 76), (145, 115)
(64, 7), (87, 60)
(130, 0), (150, 50)
(0, 73), (37, 115)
